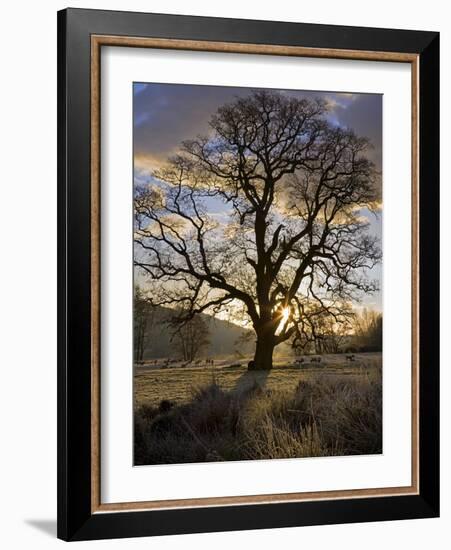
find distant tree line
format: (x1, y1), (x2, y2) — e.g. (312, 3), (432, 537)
(134, 286), (155, 362)
(134, 285), (210, 363)
(291, 305), (382, 355)
(351, 308), (382, 352)
(168, 313), (210, 362)
(135, 284), (381, 362)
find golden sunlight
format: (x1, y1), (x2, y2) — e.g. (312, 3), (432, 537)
(281, 307), (290, 325)
(275, 306), (291, 335)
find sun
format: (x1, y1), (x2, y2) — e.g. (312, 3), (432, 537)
(281, 307), (291, 324)
(275, 306), (291, 335)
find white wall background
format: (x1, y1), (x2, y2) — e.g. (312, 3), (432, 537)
(0, 0), (448, 547)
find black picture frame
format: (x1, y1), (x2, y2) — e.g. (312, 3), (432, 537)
(57, 8), (439, 541)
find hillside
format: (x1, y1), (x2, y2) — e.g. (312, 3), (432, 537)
(141, 306), (255, 359)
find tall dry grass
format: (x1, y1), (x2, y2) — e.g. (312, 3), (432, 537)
(134, 370), (382, 465)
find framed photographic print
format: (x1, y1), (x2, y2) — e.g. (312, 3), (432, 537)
(57, 8), (439, 541)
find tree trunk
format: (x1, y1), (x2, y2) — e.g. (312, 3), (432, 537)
(249, 336), (275, 370)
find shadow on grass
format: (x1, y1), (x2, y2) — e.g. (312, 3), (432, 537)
(135, 368), (382, 466)
(232, 369), (269, 394)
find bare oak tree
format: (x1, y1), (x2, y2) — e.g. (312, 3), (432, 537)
(134, 91), (381, 370)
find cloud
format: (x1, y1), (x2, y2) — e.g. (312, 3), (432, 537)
(134, 83), (148, 96)
(134, 84), (382, 172)
(134, 153), (164, 173)
(326, 94), (383, 170)
(133, 83), (246, 164)
(134, 84), (382, 242)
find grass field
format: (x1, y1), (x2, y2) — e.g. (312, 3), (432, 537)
(134, 353), (382, 465)
(134, 353), (381, 408)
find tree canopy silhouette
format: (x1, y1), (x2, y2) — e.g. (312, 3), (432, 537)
(134, 91), (381, 370)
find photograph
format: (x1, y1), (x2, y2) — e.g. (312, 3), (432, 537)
(133, 83), (383, 466)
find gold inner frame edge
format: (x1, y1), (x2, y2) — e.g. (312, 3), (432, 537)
(90, 35), (420, 514)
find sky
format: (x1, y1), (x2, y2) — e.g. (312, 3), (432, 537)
(134, 82), (382, 312)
